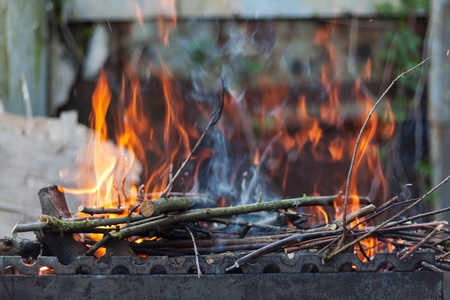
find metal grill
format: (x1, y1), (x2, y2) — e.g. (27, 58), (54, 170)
(0, 251), (443, 299)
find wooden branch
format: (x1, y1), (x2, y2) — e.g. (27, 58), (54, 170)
(110, 194), (362, 239)
(78, 205), (124, 215)
(40, 215), (97, 232)
(340, 57), (430, 245)
(133, 234), (291, 249)
(285, 236), (336, 253)
(132, 243), (269, 256)
(436, 251), (450, 261)
(140, 196), (215, 217)
(0, 238), (40, 258)
(327, 174), (450, 262)
(86, 235), (111, 256)
(333, 204), (376, 227)
(421, 261), (443, 273)
(299, 205), (375, 234)
(226, 229), (343, 272)
(386, 205), (450, 228)
(15, 194), (366, 234)
(185, 226), (202, 278)
(400, 222), (447, 260)
(317, 196), (400, 255)
(38, 186), (87, 265)
(13, 222), (51, 233)
(206, 218), (297, 232)
(38, 186), (71, 219)
(37, 214), (167, 233)
(137, 192), (205, 200)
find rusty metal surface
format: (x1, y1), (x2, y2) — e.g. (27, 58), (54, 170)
(0, 252), (443, 299)
(0, 251), (437, 275)
(0, 272), (443, 300)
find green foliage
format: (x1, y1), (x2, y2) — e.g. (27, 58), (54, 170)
(240, 58), (265, 73)
(376, 0), (432, 199)
(377, 1), (429, 124)
(189, 39), (214, 65)
(375, 3), (397, 16)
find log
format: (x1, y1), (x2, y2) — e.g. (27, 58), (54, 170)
(0, 237), (40, 259)
(140, 196), (215, 217)
(38, 185), (71, 219)
(38, 186), (88, 265)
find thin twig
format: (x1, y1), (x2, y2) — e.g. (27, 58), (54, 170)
(109, 194), (363, 239)
(226, 230), (342, 272)
(327, 174), (449, 261)
(86, 235), (111, 256)
(386, 206), (450, 228)
(358, 241), (371, 261)
(138, 192), (205, 199)
(400, 223), (446, 260)
(206, 218), (297, 232)
(160, 77), (226, 198)
(185, 226), (202, 278)
(126, 205), (141, 225)
(241, 131), (283, 204)
(421, 261), (443, 273)
(121, 172), (128, 206)
(340, 57), (430, 246)
(78, 205), (124, 216)
(436, 251), (450, 261)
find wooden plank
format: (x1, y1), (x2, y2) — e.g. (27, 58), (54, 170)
(0, 111), (89, 238)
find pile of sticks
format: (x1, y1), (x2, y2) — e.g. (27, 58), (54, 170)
(10, 176), (450, 275)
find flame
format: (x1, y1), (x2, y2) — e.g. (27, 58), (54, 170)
(358, 237), (378, 261)
(59, 70), (118, 209)
(135, 3), (144, 27)
(253, 148), (260, 166)
(316, 206), (329, 224)
(38, 266), (55, 275)
(363, 58), (372, 81)
(328, 137), (344, 161)
(157, 0), (177, 45)
(315, 28), (341, 125)
(143, 61), (194, 197)
(56, 23), (396, 258)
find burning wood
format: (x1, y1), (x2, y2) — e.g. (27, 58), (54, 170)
(3, 54), (449, 277)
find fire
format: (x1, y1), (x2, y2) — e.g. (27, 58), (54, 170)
(59, 70), (120, 209)
(135, 3), (144, 27)
(59, 69), (147, 214)
(56, 20), (397, 261)
(157, 0), (177, 45)
(316, 206), (329, 225)
(38, 266), (55, 275)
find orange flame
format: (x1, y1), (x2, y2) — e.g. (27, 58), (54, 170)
(135, 3), (144, 27)
(157, 0), (177, 45)
(57, 24), (395, 259)
(59, 70), (119, 209)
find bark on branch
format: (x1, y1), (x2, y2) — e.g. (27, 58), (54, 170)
(110, 194), (365, 239)
(140, 196), (215, 217)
